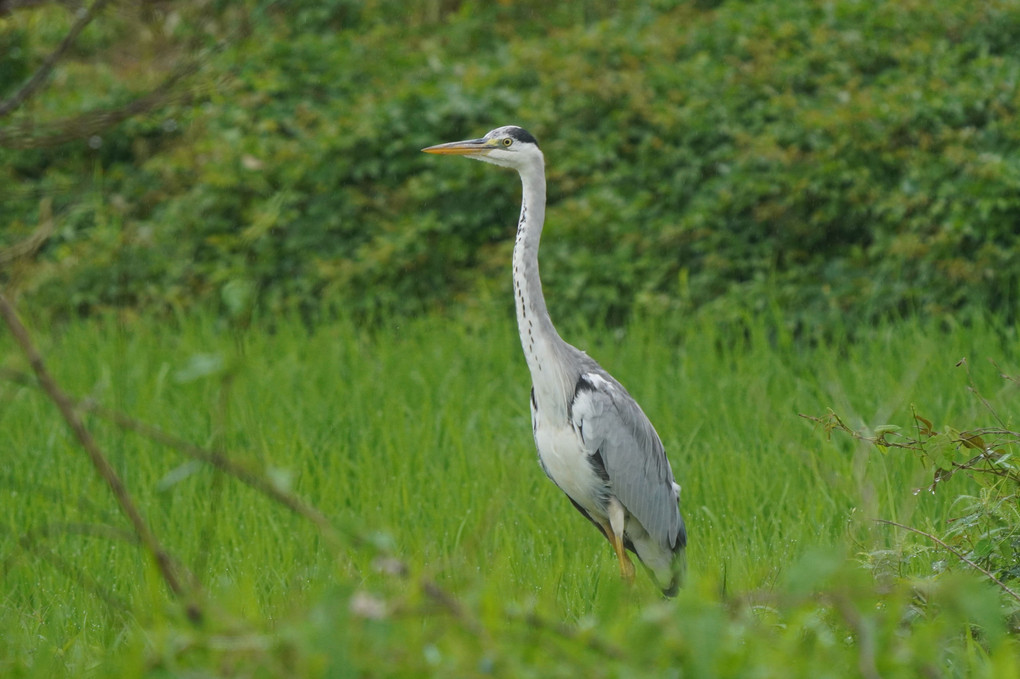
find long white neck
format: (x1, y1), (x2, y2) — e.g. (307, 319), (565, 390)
(512, 156), (572, 407)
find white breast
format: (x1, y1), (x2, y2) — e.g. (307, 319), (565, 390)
(531, 401), (603, 514)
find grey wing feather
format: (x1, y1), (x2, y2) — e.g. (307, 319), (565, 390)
(571, 372), (683, 550)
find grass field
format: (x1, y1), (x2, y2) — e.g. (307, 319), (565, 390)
(2, 304), (1019, 676)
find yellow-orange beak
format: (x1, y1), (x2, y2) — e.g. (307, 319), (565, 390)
(421, 137), (494, 156)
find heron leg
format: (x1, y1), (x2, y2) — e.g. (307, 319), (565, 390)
(610, 532), (635, 580)
(607, 498), (635, 581)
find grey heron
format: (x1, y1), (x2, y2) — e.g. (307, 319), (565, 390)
(423, 126), (687, 596)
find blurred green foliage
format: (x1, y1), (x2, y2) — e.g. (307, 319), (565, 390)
(2, 0), (1020, 327)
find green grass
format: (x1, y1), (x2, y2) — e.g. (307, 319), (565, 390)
(2, 306), (1019, 676)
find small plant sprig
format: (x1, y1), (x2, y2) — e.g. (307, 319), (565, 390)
(808, 406), (1019, 495)
(805, 358), (1020, 490)
(803, 358), (1020, 599)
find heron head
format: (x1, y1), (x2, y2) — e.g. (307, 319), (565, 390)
(422, 125), (541, 170)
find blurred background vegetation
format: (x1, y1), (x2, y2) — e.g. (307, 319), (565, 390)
(5, 2), (1020, 675)
(3, 0), (1019, 330)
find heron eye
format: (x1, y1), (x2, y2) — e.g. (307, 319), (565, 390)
(502, 138), (513, 147)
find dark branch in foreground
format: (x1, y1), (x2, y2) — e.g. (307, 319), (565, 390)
(0, 53), (210, 149)
(0, 365), (362, 556)
(0, 293), (196, 617)
(0, 0), (112, 118)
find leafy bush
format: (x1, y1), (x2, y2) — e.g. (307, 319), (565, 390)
(3, 0), (1020, 328)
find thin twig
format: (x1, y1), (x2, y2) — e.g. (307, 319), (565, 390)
(874, 518), (1020, 605)
(0, 293), (193, 610)
(90, 399), (351, 548)
(0, 198), (53, 265)
(0, 365), (351, 552)
(0, 59), (213, 147)
(0, 2), (241, 149)
(0, 0), (112, 118)
(0, 55), (212, 149)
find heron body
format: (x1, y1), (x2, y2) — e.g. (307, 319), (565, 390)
(423, 126), (687, 595)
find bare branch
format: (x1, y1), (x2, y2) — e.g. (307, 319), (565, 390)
(0, 365), (354, 554)
(0, 0), (113, 118)
(0, 198), (54, 265)
(0, 293), (196, 615)
(93, 401), (352, 550)
(0, 56), (210, 149)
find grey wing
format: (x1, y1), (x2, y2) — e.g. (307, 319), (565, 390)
(570, 372), (684, 550)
